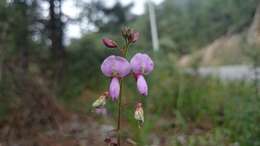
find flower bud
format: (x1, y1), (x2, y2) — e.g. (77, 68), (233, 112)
(121, 27), (134, 38)
(128, 31), (140, 43)
(121, 26), (130, 38)
(102, 38), (118, 48)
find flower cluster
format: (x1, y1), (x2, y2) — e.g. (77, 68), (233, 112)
(92, 27), (153, 144)
(101, 53), (153, 100)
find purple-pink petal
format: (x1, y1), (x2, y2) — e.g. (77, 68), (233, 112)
(101, 55), (131, 77)
(137, 75), (148, 96)
(95, 107), (107, 115)
(130, 53), (154, 75)
(109, 77), (120, 100)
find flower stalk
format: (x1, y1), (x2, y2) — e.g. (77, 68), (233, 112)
(117, 38), (130, 146)
(94, 27), (154, 146)
(117, 79), (123, 145)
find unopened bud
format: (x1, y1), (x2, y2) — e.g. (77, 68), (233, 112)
(102, 38), (118, 48)
(121, 26), (132, 39)
(128, 31), (140, 43)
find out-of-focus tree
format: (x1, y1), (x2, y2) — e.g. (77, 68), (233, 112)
(0, 0), (42, 92)
(245, 2), (260, 98)
(78, 0), (136, 33)
(0, 1), (8, 82)
(0, 1), (69, 140)
(156, 0), (258, 55)
(47, 0), (66, 89)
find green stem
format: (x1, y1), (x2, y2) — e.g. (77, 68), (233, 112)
(117, 39), (129, 146)
(117, 79), (123, 146)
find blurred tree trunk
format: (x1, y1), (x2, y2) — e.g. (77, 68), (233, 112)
(0, 24), (7, 83)
(48, 0), (66, 93)
(12, 0), (30, 72)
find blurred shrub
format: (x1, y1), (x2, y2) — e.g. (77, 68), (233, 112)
(145, 52), (259, 146)
(62, 33), (113, 100)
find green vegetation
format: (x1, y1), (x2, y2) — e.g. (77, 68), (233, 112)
(0, 0), (260, 145)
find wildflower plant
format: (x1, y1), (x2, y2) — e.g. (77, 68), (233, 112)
(92, 27), (154, 145)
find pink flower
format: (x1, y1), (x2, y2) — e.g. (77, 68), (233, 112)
(102, 38), (118, 48)
(101, 55), (131, 100)
(130, 53), (154, 96)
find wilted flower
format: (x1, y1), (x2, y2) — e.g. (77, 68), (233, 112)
(130, 53), (154, 96)
(134, 102), (144, 125)
(101, 55), (131, 100)
(102, 38), (118, 48)
(92, 92), (109, 108)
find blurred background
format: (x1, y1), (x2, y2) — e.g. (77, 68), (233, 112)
(0, 0), (260, 145)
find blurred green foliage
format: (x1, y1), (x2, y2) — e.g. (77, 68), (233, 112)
(156, 0), (258, 55)
(0, 0), (260, 145)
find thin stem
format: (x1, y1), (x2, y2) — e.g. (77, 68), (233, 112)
(117, 79), (123, 146)
(117, 38), (129, 146)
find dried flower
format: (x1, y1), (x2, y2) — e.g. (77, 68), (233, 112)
(92, 95), (106, 108)
(102, 38), (118, 48)
(101, 55), (131, 100)
(92, 92), (109, 108)
(130, 53), (154, 96)
(135, 102), (144, 125)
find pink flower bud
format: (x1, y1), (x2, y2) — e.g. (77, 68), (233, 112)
(128, 31), (140, 43)
(109, 77), (120, 100)
(137, 75), (148, 96)
(102, 38), (118, 48)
